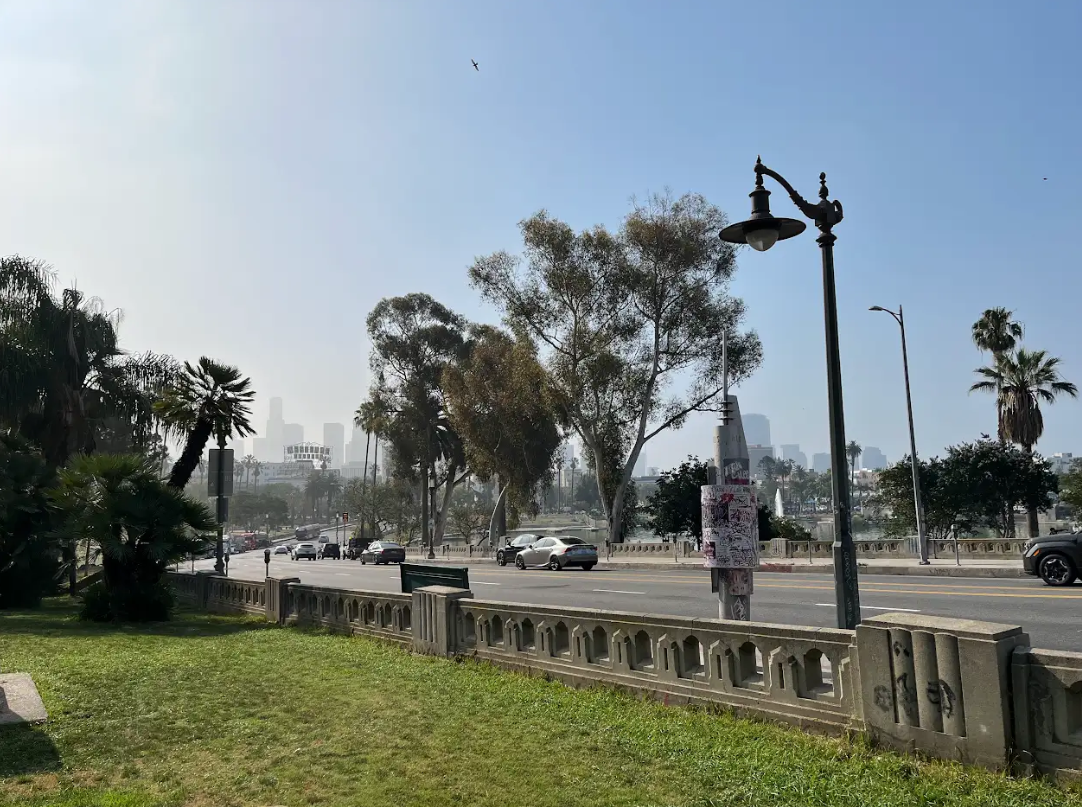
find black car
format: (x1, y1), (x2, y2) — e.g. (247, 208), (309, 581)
(319, 542), (341, 560)
(360, 541), (406, 565)
(1023, 532), (1081, 586)
(496, 534), (539, 567)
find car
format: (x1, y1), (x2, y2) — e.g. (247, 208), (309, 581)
(319, 542), (341, 560)
(1023, 532), (1081, 586)
(274, 545), (290, 555)
(293, 542), (319, 561)
(318, 535), (330, 544)
(515, 536), (598, 571)
(496, 534), (539, 567)
(360, 541), (406, 565)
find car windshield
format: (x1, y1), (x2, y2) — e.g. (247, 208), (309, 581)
(559, 537), (587, 545)
(512, 536), (535, 547)
(380, 542), (402, 549)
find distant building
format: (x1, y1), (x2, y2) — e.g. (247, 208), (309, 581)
(260, 460), (339, 488)
(285, 441), (331, 465)
(780, 444), (807, 470)
(862, 446), (888, 470)
(323, 423), (345, 469)
(251, 437), (269, 462)
(1050, 453), (1076, 474)
(743, 414), (771, 448)
(647, 466), (659, 477)
(748, 445), (775, 479)
(265, 397), (284, 462)
(634, 452), (647, 478)
(811, 452), (831, 474)
(283, 423), (304, 446)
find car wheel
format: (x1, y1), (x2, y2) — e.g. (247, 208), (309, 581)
(1039, 553), (1077, 586)
(548, 556), (562, 571)
(582, 564), (595, 571)
(515, 555), (526, 570)
(496, 552), (506, 566)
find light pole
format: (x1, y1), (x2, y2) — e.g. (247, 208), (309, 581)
(870, 304), (930, 564)
(720, 157), (861, 630)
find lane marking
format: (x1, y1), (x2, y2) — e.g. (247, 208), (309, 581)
(593, 589), (646, 595)
(472, 581), (501, 586)
(817, 603), (921, 613)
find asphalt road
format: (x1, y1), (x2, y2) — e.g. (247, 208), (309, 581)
(196, 550), (1082, 653)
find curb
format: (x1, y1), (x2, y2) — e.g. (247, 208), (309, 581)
(400, 556), (1029, 578)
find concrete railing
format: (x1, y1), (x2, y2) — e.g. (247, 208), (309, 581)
(166, 571), (1082, 780)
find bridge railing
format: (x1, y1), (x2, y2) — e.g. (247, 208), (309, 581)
(166, 571), (1079, 780)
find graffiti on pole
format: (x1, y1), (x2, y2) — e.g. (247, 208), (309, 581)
(701, 485), (759, 570)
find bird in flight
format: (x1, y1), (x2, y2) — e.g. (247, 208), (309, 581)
(472, 59), (479, 71)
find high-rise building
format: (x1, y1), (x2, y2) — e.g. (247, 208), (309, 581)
(265, 397), (284, 463)
(748, 445), (775, 479)
(780, 444), (807, 469)
(812, 452), (831, 474)
(252, 437), (269, 461)
(862, 446), (888, 470)
(633, 452), (647, 478)
(323, 423), (345, 468)
(743, 414), (771, 448)
(283, 423), (303, 446)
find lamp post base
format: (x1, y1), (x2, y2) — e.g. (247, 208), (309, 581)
(832, 539), (860, 630)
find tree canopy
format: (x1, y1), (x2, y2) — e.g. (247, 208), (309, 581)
(469, 192), (762, 543)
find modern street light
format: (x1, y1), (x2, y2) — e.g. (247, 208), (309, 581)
(870, 304), (930, 565)
(720, 156), (861, 630)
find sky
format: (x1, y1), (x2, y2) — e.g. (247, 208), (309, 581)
(2, 0), (1081, 470)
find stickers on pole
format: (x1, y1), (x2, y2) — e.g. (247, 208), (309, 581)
(701, 485), (759, 570)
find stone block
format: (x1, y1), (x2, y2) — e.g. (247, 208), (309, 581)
(0, 673), (47, 725)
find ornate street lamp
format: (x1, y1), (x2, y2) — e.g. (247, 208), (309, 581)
(720, 157), (861, 630)
(870, 305), (930, 565)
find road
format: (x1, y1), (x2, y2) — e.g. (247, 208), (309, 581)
(196, 549), (1082, 653)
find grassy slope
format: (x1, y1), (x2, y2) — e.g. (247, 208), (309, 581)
(0, 600), (1079, 807)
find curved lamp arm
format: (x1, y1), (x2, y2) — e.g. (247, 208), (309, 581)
(755, 156), (844, 232)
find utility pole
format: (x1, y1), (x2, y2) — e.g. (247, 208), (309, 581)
(701, 330), (757, 620)
(208, 443), (234, 574)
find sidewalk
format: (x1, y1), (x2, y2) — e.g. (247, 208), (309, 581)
(404, 553), (1029, 578)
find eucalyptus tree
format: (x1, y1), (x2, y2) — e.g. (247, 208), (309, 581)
(470, 192), (762, 543)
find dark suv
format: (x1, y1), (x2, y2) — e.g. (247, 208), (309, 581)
(319, 542), (341, 560)
(1022, 532), (1081, 586)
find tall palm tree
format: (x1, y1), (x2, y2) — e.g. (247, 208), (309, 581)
(971, 347), (1078, 536)
(252, 461), (263, 493)
(157, 358), (255, 490)
(971, 307), (1024, 440)
(845, 440), (862, 499)
(1, 256), (177, 466)
(242, 453), (256, 488)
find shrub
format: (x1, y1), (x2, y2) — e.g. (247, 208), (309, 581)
(0, 430), (61, 608)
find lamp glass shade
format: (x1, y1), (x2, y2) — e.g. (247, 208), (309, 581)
(746, 227), (780, 252)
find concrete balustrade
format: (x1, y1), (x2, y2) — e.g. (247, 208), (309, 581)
(165, 571), (1082, 780)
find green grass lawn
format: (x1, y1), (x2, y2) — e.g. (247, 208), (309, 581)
(1, 600), (1080, 807)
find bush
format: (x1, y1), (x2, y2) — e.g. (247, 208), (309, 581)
(0, 430), (61, 608)
(80, 577), (175, 622)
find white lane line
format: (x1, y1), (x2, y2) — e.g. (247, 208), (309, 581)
(816, 603), (921, 613)
(593, 589), (645, 595)
(472, 581), (501, 586)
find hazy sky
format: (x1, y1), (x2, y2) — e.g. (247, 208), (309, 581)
(3, 0), (1081, 469)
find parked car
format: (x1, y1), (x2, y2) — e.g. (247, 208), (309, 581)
(293, 542), (319, 561)
(1023, 533), (1080, 586)
(319, 542), (341, 560)
(496, 534), (539, 567)
(515, 536), (598, 571)
(360, 541), (406, 565)
(274, 545), (290, 555)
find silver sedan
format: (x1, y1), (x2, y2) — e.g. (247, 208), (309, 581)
(515, 536), (598, 571)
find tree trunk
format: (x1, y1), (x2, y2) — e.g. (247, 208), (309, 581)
(487, 481), (509, 550)
(168, 417), (214, 489)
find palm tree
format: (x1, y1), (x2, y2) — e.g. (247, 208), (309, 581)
(157, 358), (255, 490)
(971, 307), (1025, 440)
(845, 440), (862, 498)
(252, 461), (263, 493)
(54, 453), (216, 621)
(1, 256), (177, 466)
(971, 347), (1078, 536)
(242, 454), (256, 489)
